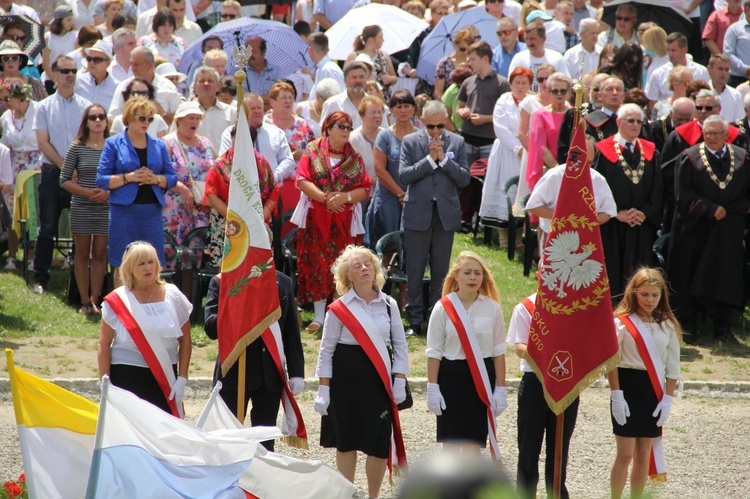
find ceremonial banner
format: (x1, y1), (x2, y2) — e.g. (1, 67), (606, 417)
(527, 122), (620, 414)
(6, 349), (98, 499)
(218, 105), (281, 376)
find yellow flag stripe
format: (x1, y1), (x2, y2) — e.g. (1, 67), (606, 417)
(6, 349), (98, 434)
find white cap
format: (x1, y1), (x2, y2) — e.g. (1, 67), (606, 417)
(155, 62), (187, 83)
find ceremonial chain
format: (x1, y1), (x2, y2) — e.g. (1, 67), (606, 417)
(699, 143), (735, 190)
(613, 139), (645, 184)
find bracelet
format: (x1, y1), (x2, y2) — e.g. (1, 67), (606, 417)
(323, 192), (329, 204)
(122, 173), (128, 185)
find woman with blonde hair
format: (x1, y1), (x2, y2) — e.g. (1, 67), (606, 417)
(608, 267), (681, 499)
(651, 66), (692, 120)
(433, 28), (474, 100)
(641, 27), (668, 88)
(314, 245), (409, 499)
(98, 241), (192, 417)
(425, 251), (506, 456)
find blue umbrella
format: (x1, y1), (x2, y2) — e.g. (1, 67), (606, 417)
(416, 6), (501, 85)
(177, 18), (310, 77)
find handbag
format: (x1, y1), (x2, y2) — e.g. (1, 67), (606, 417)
(177, 141), (206, 206)
(385, 299), (413, 410)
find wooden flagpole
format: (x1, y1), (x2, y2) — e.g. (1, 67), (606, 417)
(237, 350), (247, 423)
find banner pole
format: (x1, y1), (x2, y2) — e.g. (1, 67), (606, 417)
(552, 412), (564, 499)
(237, 350), (247, 424)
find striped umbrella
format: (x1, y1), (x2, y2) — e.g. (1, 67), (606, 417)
(0, 15), (45, 59)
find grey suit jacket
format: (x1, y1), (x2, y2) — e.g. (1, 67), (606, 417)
(398, 129), (470, 232)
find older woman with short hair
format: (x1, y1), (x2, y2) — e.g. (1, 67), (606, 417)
(651, 66), (692, 120)
(265, 81), (316, 162)
(294, 77), (341, 138)
(349, 95), (386, 185)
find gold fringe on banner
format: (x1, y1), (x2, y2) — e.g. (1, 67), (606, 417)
(220, 308), (281, 377)
(281, 435), (309, 450)
(649, 472), (668, 483)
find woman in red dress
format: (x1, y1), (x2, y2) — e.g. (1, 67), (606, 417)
(294, 111), (371, 333)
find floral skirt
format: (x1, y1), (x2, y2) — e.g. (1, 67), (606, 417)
(162, 192), (210, 271)
(206, 210), (225, 269)
(3, 150), (42, 211)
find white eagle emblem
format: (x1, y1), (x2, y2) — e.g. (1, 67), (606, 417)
(542, 231), (602, 298)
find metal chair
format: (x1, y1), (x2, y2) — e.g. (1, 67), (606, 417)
(521, 194), (537, 277)
(161, 229), (184, 289)
(184, 226), (215, 323)
(502, 176), (520, 260)
(374, 230), (407, 295)
(653, 232), (670, 270)
(281, 227), (299, 296)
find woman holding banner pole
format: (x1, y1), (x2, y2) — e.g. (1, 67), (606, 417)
(425, 251), (507, 456)
(608, 267), (681, 498)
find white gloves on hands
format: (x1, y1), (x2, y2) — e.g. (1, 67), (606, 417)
(426, 383), (446, 416)
(611, 390), (630, 426)
(653, 394), (674, 427)
(288, 377), (305, 396)
(491, 386), (508, 417)
(168, 376), (187, 405)
(314, 385), (330, 416)
(392, 377), (407, 404)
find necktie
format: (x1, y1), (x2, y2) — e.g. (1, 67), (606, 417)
(626, 142), (634, 153)
(715, 149), (724, 160)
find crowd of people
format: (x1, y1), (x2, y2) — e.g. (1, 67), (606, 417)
(0, 0), (747, 497)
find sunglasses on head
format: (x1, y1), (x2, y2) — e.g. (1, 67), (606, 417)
(426, 124), (445, 130)
(134, 114), (155, 123)
(55, 68), (77, 75)
(1, 55), (21, 63)
(331, 123), (353, 131)
(624, 118), (643, 125)
(88, 113), (107, 121)
(696, 105), (715, 111)
(86, 56), (107, 64)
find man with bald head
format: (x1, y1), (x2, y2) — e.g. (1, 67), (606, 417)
(244, 36), (284, 105)
(584, 76), (625, 140)
(650, 97), (695, 153)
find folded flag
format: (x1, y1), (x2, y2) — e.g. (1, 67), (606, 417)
(86, 377), (283, 499)
(5, 349), (98, 499)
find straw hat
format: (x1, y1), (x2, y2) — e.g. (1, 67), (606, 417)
(155, 62), (187, 84)
(173, 100), (204, 121)
(85, 40), (113, 60)
(0, 40), (29, 71)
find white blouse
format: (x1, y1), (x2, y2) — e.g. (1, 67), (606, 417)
(102, 284), (192, 368)
(505, 294), (536, 373)
(315, 287), (409, 378)
(615, 315), (681, 380)
(0, 101), (39, 152)
(426, 294), (507, 361)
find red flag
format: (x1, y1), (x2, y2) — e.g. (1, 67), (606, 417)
(526, 120), (620, 414)
(218, 106), (281, 376)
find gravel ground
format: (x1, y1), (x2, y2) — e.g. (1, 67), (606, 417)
(2, 385), (749, 498)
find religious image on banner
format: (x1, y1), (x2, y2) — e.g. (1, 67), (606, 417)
(526, 120), (620, 415)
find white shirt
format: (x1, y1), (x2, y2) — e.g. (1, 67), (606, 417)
(108, 58), (133, 82)
(136, 0), (196, 22)
(219, 122), (296, 184)
(502, 0), (523, 25)
(349, 126), (380, 183)
(71, 0), (97, 29)
(0, 101), (39, 152)
(286, 70), (314, 102)
(175, 20), (203, 47)
(426, 294), (507, 361)
(615, 315), (681, 379)
(710, 82), (744, 122)
(563, 43), (601, 83)
(74, 71), (120, 110)
(108, 73), (183, 117)
(110, 113), (169, 136)
(596, 28), (638, 50)
(0, 2), (40, 22)
(645, 60), (710, 102)
(545, 20), (568, 54)
(196, 98), (237, 152)
(315, 288), (410, 378)
(0, 143), (12, 188)
(508, 49), (566, 92)
(506, 293), (536, 372)
(309, 55), (345, 101)
(321, 91), (389, 129)
(526, 164), (617, 234)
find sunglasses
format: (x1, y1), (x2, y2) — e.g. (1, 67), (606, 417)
(8, 34), (25, 42)
(55, 68), (77, 74)
(125, 240), (153, 253)
(592, 87), (600, 92)
(0, 97), (9, 102)
(134, 114), (155, 123)
(616, 16), (634, 22)
(497, 30), (516, 36)
(88, 113), (107, 121)
(624, 118), (643, 125)
(549, 88), (568, 95)
(86, 56), (107, 64)
(426, 124), (445, 130)
(331, 123), (353, 131)
(130, 90), (150, 97)
(537, 76), (548, 83)
(1, 55), (21, 63)
(220, 13), (237, 19)
(487, 0), (504, 3)
(696, 106), (715, 111)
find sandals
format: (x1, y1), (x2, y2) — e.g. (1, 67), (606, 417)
(305, 320), (323, 334)
(79, 302), (100, 315)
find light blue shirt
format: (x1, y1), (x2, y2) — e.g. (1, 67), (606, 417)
(309, 55), (346, 101)
(724, 17), (750, 77)
(313, 0), (358, 25)
(491, 42), (526, 78)
(74, 71), (120, 111)
(33, 92), (92, 165)
(244, 61), (284, 96)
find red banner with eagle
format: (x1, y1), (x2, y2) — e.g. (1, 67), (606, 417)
(526, 121), (620, 414)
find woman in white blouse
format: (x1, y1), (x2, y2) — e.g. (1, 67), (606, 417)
(97, 241), (192, 417)
(313, 245), (409, 499)
(349, 95), (385, 190)
(426, 251), (507, 453)
(608, 267), (681, 499)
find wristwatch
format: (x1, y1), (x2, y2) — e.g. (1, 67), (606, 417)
(346, 192), (352, 203)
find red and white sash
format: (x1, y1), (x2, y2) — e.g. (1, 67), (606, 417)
(260, 322), (308, 448)
(104, 287), (184, 419)
(440, 293), (501, 460)
(617, 314), (668, 481)
(328, 298), (408, 476)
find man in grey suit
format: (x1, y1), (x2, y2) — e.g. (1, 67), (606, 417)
(399, 101), (471, 335)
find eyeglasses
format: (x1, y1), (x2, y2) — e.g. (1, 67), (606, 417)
(537, 76), (548, 83)
(134, 114), (155, 123)
(1, 55), (21, 63)
(433, 10), (449, 16)
(130, 90), (150, 97)
(331, 123), (353, 131)
(425, 124), (445, 129)
(55, 68), (77, 75)
(8, 34), (25, 43)
(86, 56), (107, 64)
(616, 16), (634, 22)
(87, 113), (107, 121)
(624, 118), (643, 125)
(0, 97), (9, 102)
(220, 13), (237, 19)
(487, 0), (504, 3)
(703, 131), (725, 137)
(696, 105), (715, 111)
(497, 30), (516, 36)
(549, 88), (568, 95)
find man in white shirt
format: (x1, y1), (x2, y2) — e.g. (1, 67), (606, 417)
(170, 0), (202, 46)
(484, 0), (522, 25)
(193, 66), (236, 151)
(563, 18), (601, 82)
(219, 93), (295, 185)
(596, 3), (638, 49)
(645, 32), (709, 107)
(108, 47), (182, 123)
(526, 10), (566, 54)
(321, 61), (370, 129)
(0, 0), (40, 22)
(708, 53), (744, 122)
(136, 0), (196, 39)
(508, 20), (566, 93)
(307, 32), (345, 101)
(109, 28), (136, 82)
(74, 39), (120, 110)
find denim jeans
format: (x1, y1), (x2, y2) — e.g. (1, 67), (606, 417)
(464, 142), (493, 169)
(33, 164), (70, 285)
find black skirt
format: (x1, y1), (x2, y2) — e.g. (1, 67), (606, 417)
(320, 344), (392, 458)
(110, 363), (177, 414)
(437, 357), (496, 446)
(612, 368), (662, 438)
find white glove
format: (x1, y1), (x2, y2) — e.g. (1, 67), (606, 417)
(491, 386), (508, 417)
(652, 394), (674, 427)
(288, 377), (305, 396)
(392, 377), (407, 404)
(426, 382), (446, 416)
(611, 390), (630, 426)
(168, 376), (187, 405)
(314, 385), (330, 416)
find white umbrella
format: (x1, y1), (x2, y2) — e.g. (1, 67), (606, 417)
(325, 3), (429, 61)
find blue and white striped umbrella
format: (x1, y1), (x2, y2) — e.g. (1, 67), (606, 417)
(177, 18), (310, 77)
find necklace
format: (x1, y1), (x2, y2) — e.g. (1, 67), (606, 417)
(613, 138), (646, 184)
(135, 285), (156, 303)
(329, 144), (346, 154)
(699, 143), (735, 190)
(11, 112), (25, 132)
